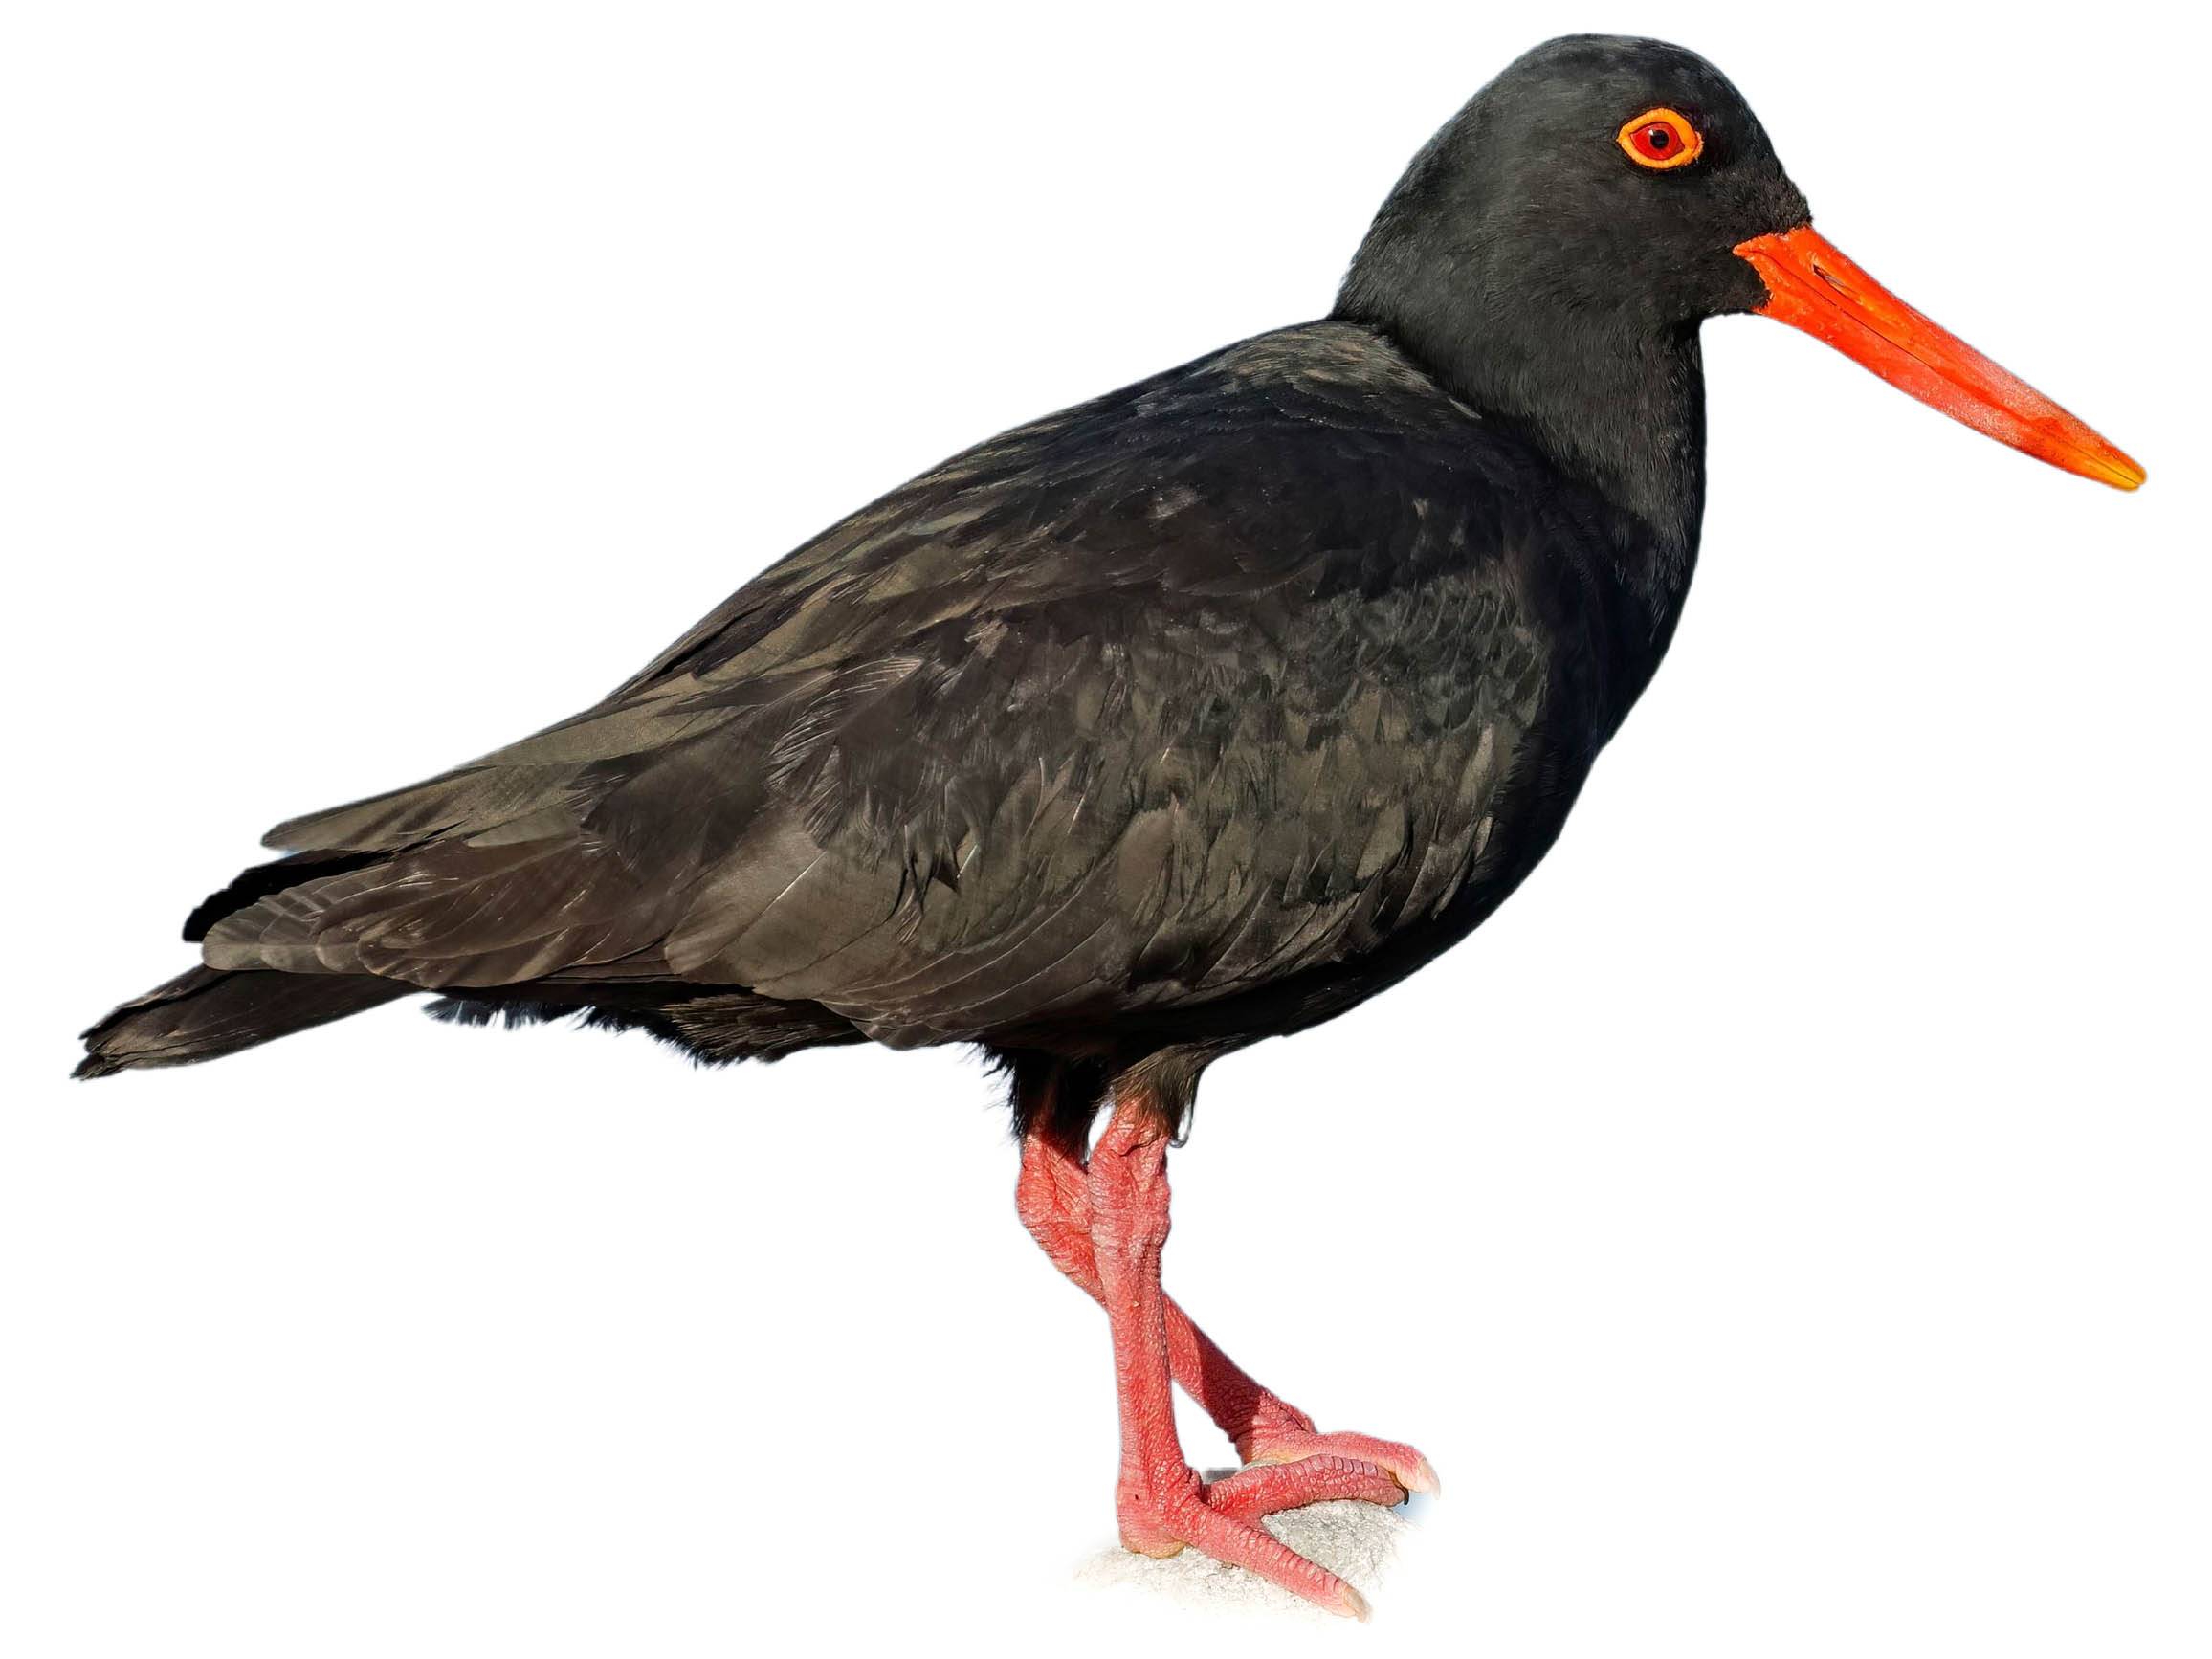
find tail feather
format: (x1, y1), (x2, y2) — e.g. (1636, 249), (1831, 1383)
(76, 966), (411, 1079)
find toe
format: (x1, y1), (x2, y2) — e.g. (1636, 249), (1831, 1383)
(1248, 1428), (1440, 1497)
(1117, 1475), (1377, 1618)
(1204, 1453), (1406, 1522)
(1175, 1497), (1371, 1618)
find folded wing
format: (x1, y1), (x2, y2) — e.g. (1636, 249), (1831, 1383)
(203, 324), (1554, 1046)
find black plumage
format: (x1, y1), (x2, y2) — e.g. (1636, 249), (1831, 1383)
(72, 35), (2098, 1143)
(94, 323), (1590, 1112)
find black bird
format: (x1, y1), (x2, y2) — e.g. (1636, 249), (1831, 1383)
(78, 35), (2139, 1615)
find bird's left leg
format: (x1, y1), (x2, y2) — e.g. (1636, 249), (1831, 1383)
(1086, 1089), (1393, 1618)
(1018, 1113), (1437, 1496)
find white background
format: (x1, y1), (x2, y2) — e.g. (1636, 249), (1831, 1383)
(3, 3), (2204, 1654)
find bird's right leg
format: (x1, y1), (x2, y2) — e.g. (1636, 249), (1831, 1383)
(1017, 1103), (1438, 1498)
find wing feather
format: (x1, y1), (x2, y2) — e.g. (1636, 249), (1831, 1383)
(214, 322), (1565, 1040)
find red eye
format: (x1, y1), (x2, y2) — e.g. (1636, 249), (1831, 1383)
(1618, 107), (1702, 170)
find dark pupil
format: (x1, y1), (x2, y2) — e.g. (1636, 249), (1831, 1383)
(1647, 126), (1671, 150)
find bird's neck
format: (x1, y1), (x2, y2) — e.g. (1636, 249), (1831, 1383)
(1332, 299), (1709, 741)
(1333, 288), (1708, 627)
(1405, 313), (1702, 559)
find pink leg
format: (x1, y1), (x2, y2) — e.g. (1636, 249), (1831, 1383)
(1018, 1117), (1438, 1496)
(1086, 1091), (1383, 1618)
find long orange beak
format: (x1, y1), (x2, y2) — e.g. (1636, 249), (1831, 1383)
(1733, 226), (2144, 491)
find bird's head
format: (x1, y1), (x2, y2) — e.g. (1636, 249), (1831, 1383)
(1338, 34), (2142, 493)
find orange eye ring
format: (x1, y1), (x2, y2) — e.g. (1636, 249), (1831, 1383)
(1617, 107), (1702, 170)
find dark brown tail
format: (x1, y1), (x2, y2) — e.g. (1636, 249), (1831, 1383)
(76, 966), (412, 1079)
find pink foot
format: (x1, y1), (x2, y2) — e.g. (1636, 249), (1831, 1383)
(1017, 1116), (1444, 1507)
(1118, 1459), (1400, 1619)
(1205, 1452), (1411, 1525)
(1021, 1090), (1437, 1618)
(1244, 1421), (1442, 1497)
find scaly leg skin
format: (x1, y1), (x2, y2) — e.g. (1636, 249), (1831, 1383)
(1018, 1117), (1439, 1498)
(1076, 1094), (1412, 1619)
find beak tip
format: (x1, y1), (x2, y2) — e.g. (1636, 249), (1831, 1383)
(2096, 452), (2147, 492)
